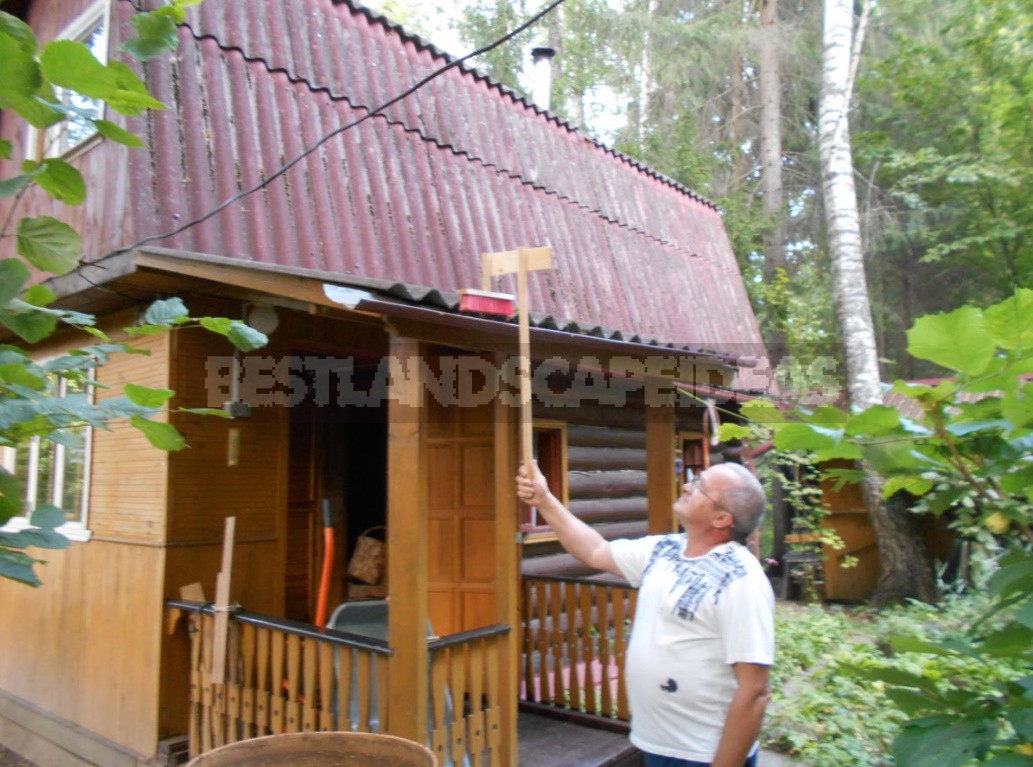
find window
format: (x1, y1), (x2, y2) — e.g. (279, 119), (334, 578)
(521, 421), (568, 538)
(1, 376), (93, 542)
(26, 1), (110, 160)
(676, 432), (706, 492)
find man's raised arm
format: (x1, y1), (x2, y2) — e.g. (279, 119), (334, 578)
(516, 461), (620, 577)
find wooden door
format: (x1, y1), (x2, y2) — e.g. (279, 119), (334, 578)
(286, 400), (319, 621)
(426, 391), (497, 636)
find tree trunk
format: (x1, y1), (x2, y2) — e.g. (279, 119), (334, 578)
(758, 0), (788, 369)
(818, 0), (938, 605)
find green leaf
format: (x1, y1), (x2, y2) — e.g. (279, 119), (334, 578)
(5, 527), (70, 550)
(0, 467), (23, 524)
(886, 687), (935, 716)
(29, 504), (64, 530)
(846, 405), (902, 436)
(0, 12), (40, 56)
(143, 298), (190, 326)
(0, 31), (42, 107)
(894, 715), (997, 767)
(983, 756), (1033, 767)
(130, 416), (186, 451)
(124, 383), (174, 408)
(198, 316), (232, 335)
(907, 306), (996, 375)
(16, 216), (81, 274)
(226, 321), (268, 352)
(1009, 706), (1033, 741)
(882, 474), (934, 498)
(890, 635), (958, 656)
(984, 289), (1033, 350)
(0, 174), (32, 198)
(981, 623), (1033, 657)
(0, 139), (10, 159)
(0, 548), (42, 587)
(774, 423), (838, 452)
(0, 304), (59, 343)
(718, 423), (753, 441)
(122, 12), (179, 61)
(740, 400), (784, 424)
(39, 39), (109, 98)
(104, 61), (165, 115)
(93, 119), (145, 148)
(34, 159), (86, 205)
(22, 284), (56, 308)
(0, 259), (29, 306)
(180, 408), (232, 418)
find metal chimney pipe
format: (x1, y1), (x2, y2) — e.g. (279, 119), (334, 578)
(530, 46), (556, 110)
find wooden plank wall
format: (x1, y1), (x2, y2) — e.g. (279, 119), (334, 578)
(0, 323), (171, 758)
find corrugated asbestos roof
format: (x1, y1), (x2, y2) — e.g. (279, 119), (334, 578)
(6, 0), (768, 378)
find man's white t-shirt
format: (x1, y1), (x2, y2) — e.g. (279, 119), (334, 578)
(610, 535), (775, 762)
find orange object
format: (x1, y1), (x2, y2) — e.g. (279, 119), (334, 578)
(314, 500), (334, 629)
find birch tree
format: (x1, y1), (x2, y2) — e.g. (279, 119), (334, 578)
(819, 0), (937, 603)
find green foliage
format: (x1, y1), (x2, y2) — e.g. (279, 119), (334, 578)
(755, 291), (1033, 763)
(0, 0), (268, 587)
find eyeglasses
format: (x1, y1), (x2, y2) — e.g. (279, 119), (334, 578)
(688, 475), (722, 507)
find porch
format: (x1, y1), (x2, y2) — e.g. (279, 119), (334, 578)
(167, 574), (641, 766)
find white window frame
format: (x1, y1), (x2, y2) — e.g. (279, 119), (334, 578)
(1, 376), (94, 543)
(25, 0), (112, 161)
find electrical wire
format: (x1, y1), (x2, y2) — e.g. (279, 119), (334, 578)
(105, 0), (569, 260)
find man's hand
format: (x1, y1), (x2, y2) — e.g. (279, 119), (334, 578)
(516, 460), (551, 507)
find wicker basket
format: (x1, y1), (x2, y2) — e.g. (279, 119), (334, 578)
(347, 526), (386, 585)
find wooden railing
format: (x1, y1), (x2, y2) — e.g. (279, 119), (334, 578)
(520, 575), (637, 722)
(168, 600), (390, 756)
(428, 625), (510, 767)
(168, 600), (510, 765)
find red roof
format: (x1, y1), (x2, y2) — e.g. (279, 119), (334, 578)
(5, 0), (766, 367)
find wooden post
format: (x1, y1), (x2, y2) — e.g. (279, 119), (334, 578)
(493, 354), (520, 767)
(645, 405), (676, 534)
(386, 335), (428, 742)
(211, 516), (236, 684)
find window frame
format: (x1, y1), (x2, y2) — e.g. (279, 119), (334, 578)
(25, 0), (112, 161)
(1, 375), (94, 543)
(520, 420), (568, 541)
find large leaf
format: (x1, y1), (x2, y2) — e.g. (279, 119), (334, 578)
(124, 383), (174, 408)
(882, 474), (934, 498)
(0, 548), (42, 587)
(121, 12), (179, 61)
(0, 30), (42, 108)
(0, 12), (40, 56)
(0, 259), (29, 306)
(773, 423), (839, 452)
(143, 297), (190, 326)
(226, 321), (268, 352)
(894, 715), (997, 767)
(845, 404), (901, 436)
(39, 39), (109, 98)
(130, 416), (186, 451)
(0, 468), (22, 524)
(16, 216), (81, 274)
(33, 159), (86, 205)
(0, 304), (59, 343)
(93, 119), (145, 148)
(28, 504), (64, 530)
(0, 174), (32, 198)
(907, 306), (996, 375)
(984, 289), (1033, 350)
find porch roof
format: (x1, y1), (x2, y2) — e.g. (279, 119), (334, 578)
(44, 247), (771, 397)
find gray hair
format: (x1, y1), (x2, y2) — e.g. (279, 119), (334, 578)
(713, 463), (767, 544)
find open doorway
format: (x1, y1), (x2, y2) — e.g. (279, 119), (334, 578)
(285, 357), (387, 622)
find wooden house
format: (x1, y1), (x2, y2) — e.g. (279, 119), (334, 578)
(0, 0), (768, 764)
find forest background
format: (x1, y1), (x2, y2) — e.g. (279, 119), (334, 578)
(369, 0), (1031, 386)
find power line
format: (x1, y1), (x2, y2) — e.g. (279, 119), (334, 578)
(106, 0), (568, 260)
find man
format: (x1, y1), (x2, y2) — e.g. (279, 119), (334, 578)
(516, 461), (774, 767)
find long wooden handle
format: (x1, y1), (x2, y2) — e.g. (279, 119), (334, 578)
(517, 248), (534, 470)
